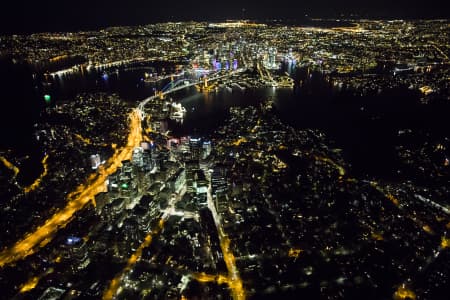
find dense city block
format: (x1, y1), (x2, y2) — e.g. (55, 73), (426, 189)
(0, 19), (449, 300)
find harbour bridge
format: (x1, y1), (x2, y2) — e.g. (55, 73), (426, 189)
(137, 69), (246, 119)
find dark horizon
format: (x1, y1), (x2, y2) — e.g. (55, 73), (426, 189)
(0, 0), (448, 34)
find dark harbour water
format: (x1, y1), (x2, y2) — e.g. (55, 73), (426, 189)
(1, 59), (449, 183)
(0, 59), (178, 185)
(168, 71), (449, 180)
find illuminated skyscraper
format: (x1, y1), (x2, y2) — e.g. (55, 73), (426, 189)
(233, 59), (238, 70)
(202, 141), (212, 159)
(267, 47), (277, 69)
(132, 147), (144, 168)
(189, 137), (202, 160)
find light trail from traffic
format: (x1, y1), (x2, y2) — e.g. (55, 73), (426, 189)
(0, 109), (142, 268)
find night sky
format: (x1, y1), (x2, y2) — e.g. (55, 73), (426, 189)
(0, 0), (448, 34)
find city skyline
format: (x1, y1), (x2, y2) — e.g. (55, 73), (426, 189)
(0, 0), (448, 34)
(0, 4), (449, 299)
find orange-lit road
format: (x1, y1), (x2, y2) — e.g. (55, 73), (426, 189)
(207, 186), (246, 300)
(192, 272), (229, 285)
(369, 181), (400, 207)
(394, 284), (417, 300)
(103, 181), (241, 299)
(24, 154), (49, 193)
(0, 109), (142, 268)
(313, 155), (346, 177)
(1, 153), (50, 192)
(19, 276), (40, 294)
(103, 193), (181, 299)
(103, 219), (165, 300)
(74, 133), (92, 145)
(371, 180), (449, 300)
(18, 267), (55, 294)
(430, 42), (450, 62)
(368, 181), (444, 239)
(219, 233), (246, 300)
(0, 155), (20, 177)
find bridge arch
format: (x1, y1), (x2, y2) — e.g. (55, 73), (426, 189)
(161, 78), (198, 93)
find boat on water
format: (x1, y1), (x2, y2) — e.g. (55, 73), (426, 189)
(169, 102), (187, 121)
(170, 111), (184, 120)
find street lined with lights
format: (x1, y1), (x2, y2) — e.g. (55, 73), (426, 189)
(0, 109), (142, 268)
